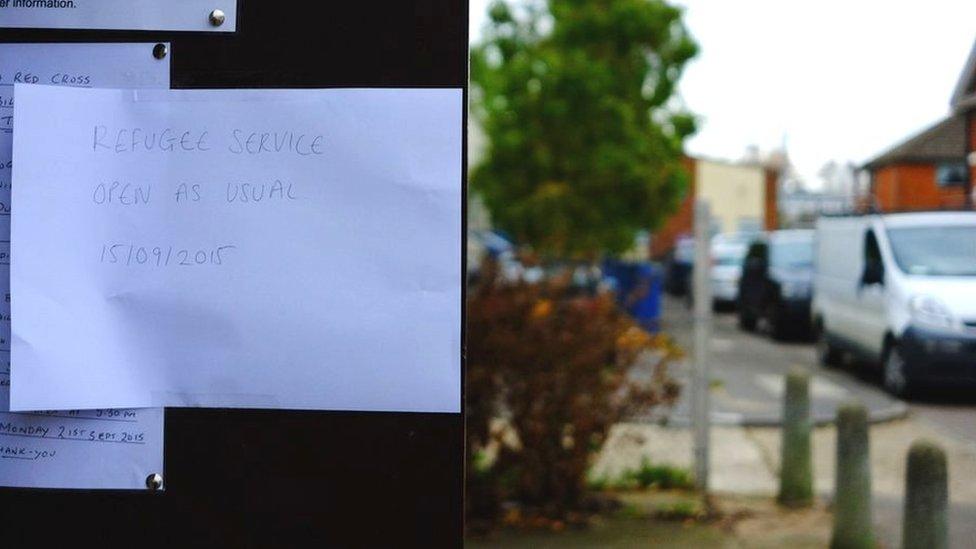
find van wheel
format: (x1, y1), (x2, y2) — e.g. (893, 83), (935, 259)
(816, 324), (840, 367)
(883, 343), (913, 399)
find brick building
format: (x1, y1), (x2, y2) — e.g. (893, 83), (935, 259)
(863, 40), (976, 211)
(862, 112), (969, 210)
(650, 155), (778, 258)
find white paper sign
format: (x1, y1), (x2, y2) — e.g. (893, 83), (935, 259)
(12, 86), (462, 414)
(0, 0), (237, 32)
(0, 44), (166, 489)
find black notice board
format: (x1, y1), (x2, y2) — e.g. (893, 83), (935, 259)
(0, 2), (467, 547)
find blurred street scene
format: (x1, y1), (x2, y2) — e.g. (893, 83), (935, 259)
(465, 1), (976, 547)
(591, 297), (976, 548)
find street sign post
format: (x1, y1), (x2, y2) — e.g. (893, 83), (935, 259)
(692, 199), (712, 492)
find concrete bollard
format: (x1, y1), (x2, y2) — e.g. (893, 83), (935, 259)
(830, 402), (873, 549)
(778, 369), (813, 507)
(903, 440), (948, 549)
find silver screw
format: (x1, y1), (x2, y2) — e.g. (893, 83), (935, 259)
(146, 473), (163, 491)
(152, 43), (168, 60)
(209, 9), (226, 27)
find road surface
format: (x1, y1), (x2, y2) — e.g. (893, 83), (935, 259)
(655, 296), (976, 548)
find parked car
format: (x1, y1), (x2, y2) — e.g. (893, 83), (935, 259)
(812, 211), (976, 397)
(710, 234), (749, 309)
(664, 236), (695, 296)
(466, 229), (513, 279)
(737, 230), (815, 339)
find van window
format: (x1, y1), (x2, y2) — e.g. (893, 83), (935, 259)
(887, 225), (976, 276)
(864, 230), (883, 272)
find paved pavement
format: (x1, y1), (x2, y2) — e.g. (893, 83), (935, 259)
(607, 295), (976, 548)
(910, 397), (976, 444)
(592, 420), (976, 548)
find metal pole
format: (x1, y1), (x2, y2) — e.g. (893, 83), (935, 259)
(692, 199), (712, 492)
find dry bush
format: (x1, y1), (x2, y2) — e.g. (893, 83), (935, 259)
(466, 262), (680, 530)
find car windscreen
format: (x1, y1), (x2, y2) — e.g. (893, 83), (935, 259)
(713, 245), (746, 267)
(675, 241), (695, 263)
(887, 225), (976, 276)
(770, 239), (813, 269)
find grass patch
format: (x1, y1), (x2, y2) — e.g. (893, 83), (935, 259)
(654, 500), (703, 521)
(628, 458), (695, 490)
(588, 459), (695, 493)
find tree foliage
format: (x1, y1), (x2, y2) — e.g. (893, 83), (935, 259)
(472, 0), (698, 258)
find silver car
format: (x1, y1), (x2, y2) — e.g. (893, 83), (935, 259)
(710, 233), (752, 308)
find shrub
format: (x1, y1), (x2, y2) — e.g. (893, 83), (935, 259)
(466, 262), (679, 528)
(628, 459), (695, 491)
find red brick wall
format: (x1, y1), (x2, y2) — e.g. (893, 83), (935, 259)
(764, 167), (778, 230)
(650, 156), (696, 259)
(969, 112), (976, 199)
(970, 111), (976, 152)
(872, 163), (967, 211)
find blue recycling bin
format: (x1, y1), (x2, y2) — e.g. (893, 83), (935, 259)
(602, 260), (662, 333)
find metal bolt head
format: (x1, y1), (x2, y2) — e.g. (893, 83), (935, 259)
(152, 43), (168, 60)
(146, 473), (163, 491)
(209, 9), (226, 27)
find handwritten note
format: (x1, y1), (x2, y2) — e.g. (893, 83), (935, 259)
(12, 86), (462, 413)
(0, 44), (165, 489)
(0, 0), (237, 32)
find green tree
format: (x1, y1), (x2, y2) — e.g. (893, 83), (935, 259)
(471, 0), (698, 259)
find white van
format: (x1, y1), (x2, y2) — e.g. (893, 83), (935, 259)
(812, 211), (976, 397)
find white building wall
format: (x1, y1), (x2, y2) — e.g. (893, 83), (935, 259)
(695, 159), (766, 234)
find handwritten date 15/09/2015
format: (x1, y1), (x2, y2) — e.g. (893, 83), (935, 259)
(100, 244), (236, 267)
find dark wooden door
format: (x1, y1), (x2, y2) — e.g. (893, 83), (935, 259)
(0, 2), (467, 546)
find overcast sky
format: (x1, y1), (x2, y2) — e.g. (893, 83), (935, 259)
(469, 0), (976, 186)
